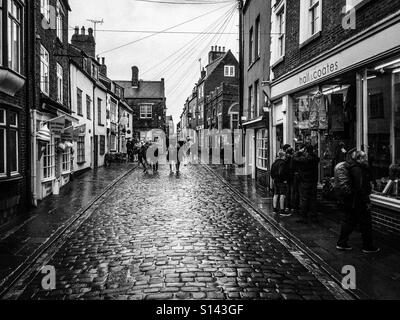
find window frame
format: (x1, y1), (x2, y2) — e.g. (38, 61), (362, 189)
(56, 0), (64, 42)
(0, 108), (20, 178)
(257, 129), (269, 170)
(77, 136), (85, 164)
(7, 0), (23, 74)
(40, 45), (50, 95)
(255, 15), (261, 59)
(224, 65), (235, 77)
(97, 98), (103, 125)
(76, 88), (83, 116)
(42, 136), (55, 181)
(41, 0), (50, 21)
(56, 62), (63, 103)
(140, 104), (153, 119)
(277, 7), (286, 59)
(86, 95), (92, 120)
(62, 147), (71, 174)
(249, 26), (254, 65)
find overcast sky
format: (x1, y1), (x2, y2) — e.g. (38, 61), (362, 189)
(69, 0), (239, 126)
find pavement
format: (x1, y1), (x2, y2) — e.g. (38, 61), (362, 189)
(0, 164), (350, 300)
(0, 163), (137, 297)
(208, 164), (400, 300)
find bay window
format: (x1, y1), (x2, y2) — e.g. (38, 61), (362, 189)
(0, 108), (19, 178)
(40, 45), (50, 95)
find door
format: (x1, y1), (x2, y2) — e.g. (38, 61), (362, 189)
(94, 135), (99, 168)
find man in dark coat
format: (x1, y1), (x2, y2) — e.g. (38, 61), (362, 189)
(293, 144), (320, 223)
(337, 150), (380, 253)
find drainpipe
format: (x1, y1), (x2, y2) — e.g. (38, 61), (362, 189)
(93, 83), (96, 169)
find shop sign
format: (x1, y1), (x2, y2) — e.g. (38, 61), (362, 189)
(62, 126), (74, 140)
(271, 21), (400, 98)
(298, 61), (340, 87)
(73, 124), (86, 140)
(49, 116), (65, 135)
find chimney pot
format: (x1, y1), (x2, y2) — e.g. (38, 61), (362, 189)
(88, 28), (94, 36)
(74, 26), (79, 35)
(102, 57), (105, 65)
(223, 47), (225, 52)
(81, 26), (86, 35)
(218, 46), (221, 52)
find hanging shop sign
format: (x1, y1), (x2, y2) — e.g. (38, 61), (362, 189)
(48, 116), (65, 135)
(73, 124), (86, 140)
(62, 126), (74, 140)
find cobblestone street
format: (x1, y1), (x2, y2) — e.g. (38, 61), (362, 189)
(6, 165), (341, 300)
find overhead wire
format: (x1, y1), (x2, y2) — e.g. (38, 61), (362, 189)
(97, 3), (233, 55)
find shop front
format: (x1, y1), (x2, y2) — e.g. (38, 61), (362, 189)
(270, 18), (400, 238)
(32, 110), (78, 203)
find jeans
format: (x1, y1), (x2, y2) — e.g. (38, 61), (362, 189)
(287, 175), (300, 211)
(338, 199), (373, 249)
(299, 181), (317, 218)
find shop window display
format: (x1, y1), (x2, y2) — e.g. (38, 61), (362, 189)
(293, 82), (357, 183)
(366, 60), (400, 199)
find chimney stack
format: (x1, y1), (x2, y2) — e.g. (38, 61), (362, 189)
(71, 25), (96, 58)
(132, 66), (139, 87)
(208, 45), (225, 64)
(99, 57), (107, 76)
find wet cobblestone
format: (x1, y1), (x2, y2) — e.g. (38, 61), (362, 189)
(18, 165), (335, 300)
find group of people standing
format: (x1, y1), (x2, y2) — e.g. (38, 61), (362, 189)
(271, 143), (380, 254)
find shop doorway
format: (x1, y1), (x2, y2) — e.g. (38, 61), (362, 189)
(276, 124), (284, 157)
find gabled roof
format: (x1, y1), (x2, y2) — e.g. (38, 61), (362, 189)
(200, 50), (238, 83)
(115, 80), (165, 100)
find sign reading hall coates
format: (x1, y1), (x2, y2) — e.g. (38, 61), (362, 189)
(299, 61), (340, 86)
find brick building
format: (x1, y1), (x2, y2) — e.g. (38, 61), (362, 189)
(241, 0), (272, 188)
(115, 66), (166, 143)
(269, 0), (400, 239)
(0, 0), (34, 226)
(195, 47), (239, 148)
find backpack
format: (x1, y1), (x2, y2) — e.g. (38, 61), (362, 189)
(334, 162), (352, 197)
(271, 159), (288, 182)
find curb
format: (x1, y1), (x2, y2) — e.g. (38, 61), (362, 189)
(0, 165), (137, 299)
(203, 164), (370, 300)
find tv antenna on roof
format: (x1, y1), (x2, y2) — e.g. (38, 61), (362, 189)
(87, 18), (104, 40)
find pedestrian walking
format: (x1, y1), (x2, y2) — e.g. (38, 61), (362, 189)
(138, 141), (148, 173)
(285, 146), (298, 214)
(336, 150), (380, 253)
(293, 144), (320, 224)
(271, 150), (291, 217)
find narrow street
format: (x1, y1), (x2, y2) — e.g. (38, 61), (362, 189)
(5, 165), (340, 300)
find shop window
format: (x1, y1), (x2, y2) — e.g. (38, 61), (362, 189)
(293, 83), (357, 182)
(110, 134), (116, 151)
(369, 93), (384, 119)
(0, 108), (19, 178)
(43, 138), (55, 180)
(366, 66), (400, 197)
(62, 148), (71, 173)
(77, 136), (85, 163)
(100, 135), (105, 155)
(257, 129), (269, 170)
